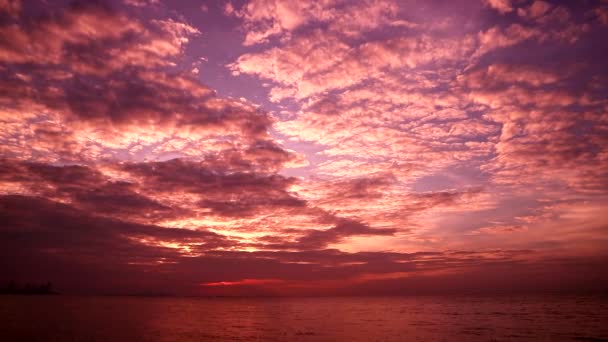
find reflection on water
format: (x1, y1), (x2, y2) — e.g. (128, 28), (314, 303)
(1, 295), (607, 341)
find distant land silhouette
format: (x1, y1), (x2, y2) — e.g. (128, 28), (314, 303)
(1, 281), (59, 295)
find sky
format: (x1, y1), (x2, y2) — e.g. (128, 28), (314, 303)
(0, 0), (607, 296)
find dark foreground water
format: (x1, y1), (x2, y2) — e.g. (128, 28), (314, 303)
(1, 295), (607, 341)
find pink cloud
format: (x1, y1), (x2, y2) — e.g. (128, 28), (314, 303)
(228, 0), (400, 45)
(123, 0), (160, 7)
(1, 0), (607, 296)
(517, 1), (553, 20)
(0, 3), (198, 73)
(482, 0), (513, 14)
(231, 32), (475, 101)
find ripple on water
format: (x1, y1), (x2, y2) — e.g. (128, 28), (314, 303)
(0, 295), (607, 341)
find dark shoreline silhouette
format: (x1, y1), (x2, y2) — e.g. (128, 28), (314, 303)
(1, 281), (59, 295)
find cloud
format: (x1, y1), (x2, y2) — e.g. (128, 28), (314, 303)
(0, 0), (20, 17)
(0, 2), (165, 68)
(482, 0), (513, 14)
(459, 63), (562, 88)
(227, 0), (608, 260)
(470, 224), (528, 235)
(120, 158), (307, 217)
(2, 192), (606, 296)
(325, 0), (400, 37)
(227, 0), (401, 45)
(4, 194), (589, 295)
(594, 6), (608, 25)
(0, 4), (279, 166)
(124, 0), (160, 7)
(0, 1), (280, 167)
(0, 159), (180, 222)
(231, 31), (475, 101)
(295, 218), (397, 250)
(1, 0), (607, 296)
(0, 68), (279, 163)
(475, 24), (543, 57)
(455, 62), (608, 195)
(517, 1), (552, 20)
(0, 194), (234, 258)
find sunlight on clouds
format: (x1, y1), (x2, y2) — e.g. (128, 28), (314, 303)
(0, 0), (606, 295)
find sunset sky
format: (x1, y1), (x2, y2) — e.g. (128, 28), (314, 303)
(1, 0), (607, 296)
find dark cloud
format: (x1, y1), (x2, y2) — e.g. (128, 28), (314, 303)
(2, 194), (606, 296)
(0, 194), (236, 294)
(0, 194), (232, 263)
(295, 218), (397, 250)
(0, 66), (272, 139)
(120, 158), (306, 215)
(0, 159), (179, 221)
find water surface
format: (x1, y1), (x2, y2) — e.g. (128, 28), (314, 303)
(1, 295), (607, 341)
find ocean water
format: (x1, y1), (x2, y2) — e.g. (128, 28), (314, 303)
(1, 295), (607, 341)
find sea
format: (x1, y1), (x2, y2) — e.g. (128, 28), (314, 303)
(1, 294), (607, 341)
